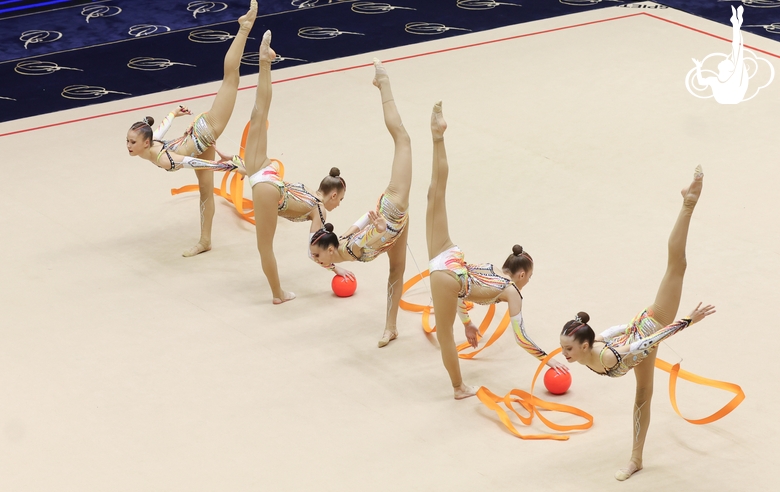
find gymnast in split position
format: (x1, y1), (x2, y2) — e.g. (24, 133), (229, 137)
(559, 166), (715, 481)
(125, 1), (257, 257)
(309, 59), (410, 348)
(423, 102), (567, 399)
(241, 31), (347, 304)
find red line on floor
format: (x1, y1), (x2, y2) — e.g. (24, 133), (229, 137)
(1, 11), (776, 139)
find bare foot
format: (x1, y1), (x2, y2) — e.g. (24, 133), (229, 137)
(182, 241), (211, 257)
(372, 58), (389, 89)
(239, 0), (258, 29)
(454, 384), (477, 400)
(431, 101), (446, 140)
(615, 460), (642, 481)
(272, 291), (296, 305)
(259, 30), (276, 62)
(681, 164), (704, 205)
(377, 328), (398, 348)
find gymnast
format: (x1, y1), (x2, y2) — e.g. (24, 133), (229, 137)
(423, 102), (567, 400)
(558, 165), (715, 481)
(240, 30), (347, 304)
(309, 59), (410, 348)
(125, 0), (257, 257)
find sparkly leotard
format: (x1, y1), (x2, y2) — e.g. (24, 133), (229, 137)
(248, 164), (324, 223)
(589, 310), (693, 378)
(428, 246), (519, 303)
(340, 194), (408, 262)
(155, 112), (216, 157)
(429, 246), (548, 360)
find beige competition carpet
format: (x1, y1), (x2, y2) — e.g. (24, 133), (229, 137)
(1, 5), (776, 491)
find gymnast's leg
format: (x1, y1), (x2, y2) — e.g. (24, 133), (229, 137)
(202, 1), (258, 138)
(182, 162), (216, 257)
(373, 59), (412, 342)
(617, 166), (704, 481)
(378, 224), (408, 348)
(243, 31), (294, 304)
(374, 59), (412, 211)
(426, 102), (475, 399)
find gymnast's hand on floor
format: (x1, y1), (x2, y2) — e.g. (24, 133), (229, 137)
(547, 359), (569, 375)
(334, 265), (355, 280)
(688, 302), (716, 324)
(465, 321), (479, 348)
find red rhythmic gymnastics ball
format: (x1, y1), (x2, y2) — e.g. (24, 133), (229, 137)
(331, 275), (357, 297)
(543, 368), (572, 395)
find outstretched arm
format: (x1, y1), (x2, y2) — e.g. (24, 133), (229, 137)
(158, 151), (244, 174)
(619, 303), (716, 356)
(507, 293), (568, 373)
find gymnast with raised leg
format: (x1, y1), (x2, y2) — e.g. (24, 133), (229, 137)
(125, 0), (257, 257)
(309, 59), (411, 347)
(241, 31), (347, 305)
(558, 166), (715, 481)
(424, 102), (567, 400)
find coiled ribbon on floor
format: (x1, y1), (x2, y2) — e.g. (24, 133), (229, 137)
(170, 121), (283, 226)
(400, 270), (745, 439)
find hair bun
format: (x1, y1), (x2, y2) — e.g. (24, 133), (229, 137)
(142, 116), (154, 126)
(324, 223), (334, 233)
(329, 167), (340, 177)
(576, 311), (590, 324)
(512, 244), (524, 256)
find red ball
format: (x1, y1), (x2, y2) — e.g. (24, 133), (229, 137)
(543, 368), (572, 395)
(331, 274), (357, 297)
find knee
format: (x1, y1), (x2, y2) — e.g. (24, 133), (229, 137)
(391, 127), (411, 145)
(198, 184), (213, 197)
(388, 258), (406, 279)
(634, 384), (654, 403)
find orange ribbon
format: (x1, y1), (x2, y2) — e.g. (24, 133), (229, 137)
(169, 121), (284, 225)
(654, 357), (745, 424)
(477, 348), (594, 440)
